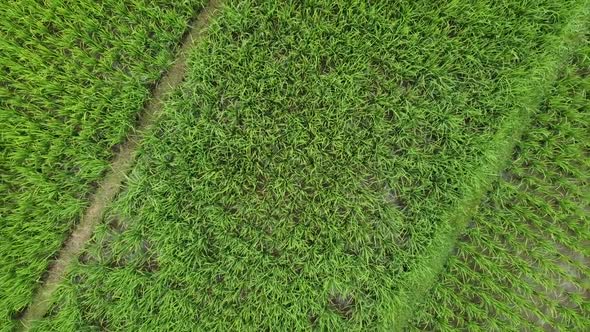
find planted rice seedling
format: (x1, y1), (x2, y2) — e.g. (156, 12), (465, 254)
(24, 0), (588, 330)
(0, 0), (203, 329)
(410, 40), (590, 330)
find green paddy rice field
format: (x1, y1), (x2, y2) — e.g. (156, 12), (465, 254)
(410, 38), (590, 331)
(1, 0), (588, 330)
(0, 0), (204, 328)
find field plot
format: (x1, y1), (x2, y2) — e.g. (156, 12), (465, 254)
(410, 41), (590, 331)
(0, 0), (203, 329)
(26, 0), (587, 330)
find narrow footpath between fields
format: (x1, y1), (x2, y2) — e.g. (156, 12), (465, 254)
(17, 1), (222, 330)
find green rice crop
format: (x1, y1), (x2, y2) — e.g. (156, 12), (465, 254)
(410, 37), (590, 331)
(0, 0), (203, 328)
(28, 0), (587, 330)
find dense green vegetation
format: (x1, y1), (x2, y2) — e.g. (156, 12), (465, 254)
(0, 0), (203, 328)
(25, 0), (587, 330)
(410, 40), (590, 331)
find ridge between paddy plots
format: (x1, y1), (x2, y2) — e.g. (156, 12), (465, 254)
(410, 36), (590, 331)
(0, 0), (205, 330)
(28, 0), (589, 330)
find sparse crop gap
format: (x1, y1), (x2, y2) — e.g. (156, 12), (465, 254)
(327, 293), (355, 320)
(140, 255), (160, 274)
(106, 215), (127, 234)
(78, 251), (96, 265)
(10, 307), (27, 322)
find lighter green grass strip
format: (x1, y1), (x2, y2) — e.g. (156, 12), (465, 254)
(16, 1), (222, 330)
(391, 2), (590, 329)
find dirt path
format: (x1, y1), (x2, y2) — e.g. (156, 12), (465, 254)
(17, 1), (222, 330)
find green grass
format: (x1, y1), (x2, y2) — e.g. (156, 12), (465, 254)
(410, 39), (590, 331)
(0, 0), (203, 328)
(26, 0), (587, 330)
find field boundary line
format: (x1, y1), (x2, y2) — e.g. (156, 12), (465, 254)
(389, 1), (590, 329)
(17, 0), (222, 329)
